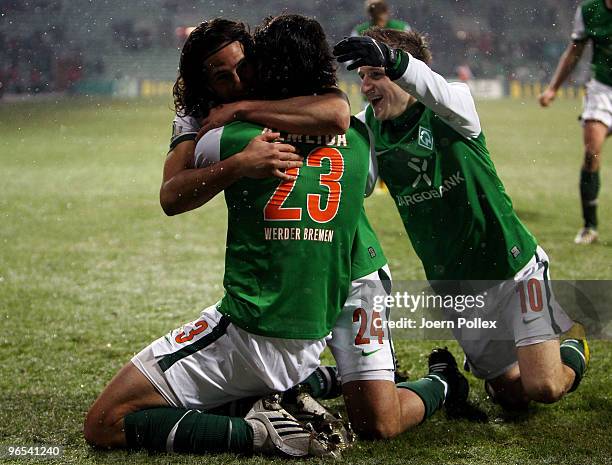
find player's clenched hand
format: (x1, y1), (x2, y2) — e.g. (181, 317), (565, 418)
(196, 102), (242, 141)
(237, 132), (303, 182)
(538, 88), (556, 107)
(333, 36), (407, 80)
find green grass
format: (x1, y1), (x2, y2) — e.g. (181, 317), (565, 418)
(0, 97), (611, 464)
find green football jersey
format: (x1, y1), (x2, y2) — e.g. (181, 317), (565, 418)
(168, 111), (386, 281)
(353, 18), (410, 36)
(196, 118), (375, 339)
(572, 0), (612, 86)
(363, 103), (537, 281)
(351, 206), (387, 279)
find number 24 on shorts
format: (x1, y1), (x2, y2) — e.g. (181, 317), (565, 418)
(353, 308), (385, 345)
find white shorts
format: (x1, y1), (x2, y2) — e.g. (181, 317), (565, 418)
(327, 264), (396, 384)
(581, 79), (612, 132)
(453, 246), (574, 380)
(133, 264), (397, 408)
(132, 304), (326, 410)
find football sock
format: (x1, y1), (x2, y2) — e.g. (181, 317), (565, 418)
(124, 408), (253, 453)
(397, 373), (447, 420)
(560, 339), (587, 392)
(580, 169), (599, 228)
(301, 365), (341, 399)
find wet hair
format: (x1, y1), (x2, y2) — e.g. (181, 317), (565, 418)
(365, 27), (432, 65)
(366, 0), (388, 15)
(253, 14), (337, 100)
(173, 18), (254, 118)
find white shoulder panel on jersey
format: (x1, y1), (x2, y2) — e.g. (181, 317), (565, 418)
(571, 6), (587, 41)
(395, 53), (482, 139)
(170, 114), (201, 150)
(365, 126), (379, 197)
(355, 109), (379, 196)
(194, 127), (223, 168)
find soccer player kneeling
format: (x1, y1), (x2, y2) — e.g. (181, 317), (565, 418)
(334, 28), (590, 411)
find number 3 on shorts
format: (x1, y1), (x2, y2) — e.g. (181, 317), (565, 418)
(175, 320), (209, 344)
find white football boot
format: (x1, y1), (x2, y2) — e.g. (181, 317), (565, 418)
(281, 389), (355, 450)
(245, 394), (339, 458)
(574, 227), (598, 245)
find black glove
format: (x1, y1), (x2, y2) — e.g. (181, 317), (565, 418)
(333, 36), (409, 81)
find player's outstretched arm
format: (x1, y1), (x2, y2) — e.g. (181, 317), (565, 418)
(334, 36), (480, 138)
(539, 41), (586, 107)
(198, 89), (350, 136)
(160, 134), (302, 216)
(391, 53), (481, 138)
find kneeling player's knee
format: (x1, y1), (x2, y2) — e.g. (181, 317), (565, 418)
(486, 380), (530, 410)
(354, 420), (401, 440)
(523, 379), (565, 404)
(83, 413), (102, 447)
(83, 405), (123, 448)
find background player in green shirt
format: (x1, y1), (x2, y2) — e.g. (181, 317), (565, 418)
(335, 28), (590, 411)
(539, 0), (612, 244)
(351, 0), (410, 37)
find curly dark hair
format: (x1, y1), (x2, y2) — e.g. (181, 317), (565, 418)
(365, 27), (432, 64)
(173, 18), (254, 118)
(253, 14), (337, 100)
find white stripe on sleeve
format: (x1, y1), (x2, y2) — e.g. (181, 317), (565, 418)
(356, 109), (379, 197)
(395, 54), (482, 139)
(571, 6), (587, 41)
(194, 127), (223, 168)
(365, 124), (379, 197)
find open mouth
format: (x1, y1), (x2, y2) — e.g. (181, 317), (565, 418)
(369, 95), (385, 114)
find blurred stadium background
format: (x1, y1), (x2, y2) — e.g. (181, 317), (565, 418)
(0, 0), (595, 102)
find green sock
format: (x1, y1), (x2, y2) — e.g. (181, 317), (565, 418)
(301, 365), (341, 399)
(124, 408), (253, 453)
(580, 170), (600, 228)
(397, 374), (447, 421)
(561, 339), (587, 392)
